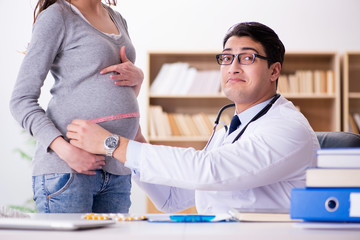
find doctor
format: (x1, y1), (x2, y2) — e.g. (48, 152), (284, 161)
(67, 22), (319, 214)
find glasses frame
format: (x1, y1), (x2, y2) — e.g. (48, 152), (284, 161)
(216, 52), (271, 65)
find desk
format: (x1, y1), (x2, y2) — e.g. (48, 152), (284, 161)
(0, 214), (359, 240)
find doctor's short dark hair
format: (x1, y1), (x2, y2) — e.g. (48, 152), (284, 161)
(223, 22), (285, 68)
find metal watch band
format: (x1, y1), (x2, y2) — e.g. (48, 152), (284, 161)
(104, 134), (119, 157)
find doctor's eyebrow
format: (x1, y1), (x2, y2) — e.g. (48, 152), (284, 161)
(222, 47), (260, 54)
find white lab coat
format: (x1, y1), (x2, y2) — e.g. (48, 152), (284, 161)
(128, 95), (319, 214)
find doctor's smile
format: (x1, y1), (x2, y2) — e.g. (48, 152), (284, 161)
(226, 77), (246, 84)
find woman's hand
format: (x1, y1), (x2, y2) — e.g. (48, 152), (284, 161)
(50, 136), (106, 175)
(100, 46), (144, 96)
(66, 119), (111, 155)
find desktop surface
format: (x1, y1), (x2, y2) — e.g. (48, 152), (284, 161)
(0, 213), (359, 240)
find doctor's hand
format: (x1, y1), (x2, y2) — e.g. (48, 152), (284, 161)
(67, 120), (129, 164)
(100, 46), (144, 96)
(66, 119), (110, 156)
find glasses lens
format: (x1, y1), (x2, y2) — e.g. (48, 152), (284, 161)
(217, 54), (233, 65)
(239, 53), (255, 65)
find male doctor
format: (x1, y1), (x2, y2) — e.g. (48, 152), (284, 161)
(67, 22), (319, 214)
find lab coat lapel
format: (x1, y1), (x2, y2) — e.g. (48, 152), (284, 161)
(222, 128), (241, 145)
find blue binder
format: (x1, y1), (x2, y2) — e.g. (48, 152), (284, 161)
(290, 188), (360, 222)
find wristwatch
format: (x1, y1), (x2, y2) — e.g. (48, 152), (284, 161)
(104, 134), (119, 157)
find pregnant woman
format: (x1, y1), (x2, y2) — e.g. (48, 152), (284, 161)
(10, 0), (143, 213)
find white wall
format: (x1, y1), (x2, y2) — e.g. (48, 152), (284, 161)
(1, 0), (360, 213)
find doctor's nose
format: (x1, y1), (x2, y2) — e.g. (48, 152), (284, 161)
(227, 59), (244, 74)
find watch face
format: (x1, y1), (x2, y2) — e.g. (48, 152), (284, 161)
(105, 136), (118, 148)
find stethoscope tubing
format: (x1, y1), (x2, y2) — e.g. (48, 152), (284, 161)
(204, 94), (280, 150)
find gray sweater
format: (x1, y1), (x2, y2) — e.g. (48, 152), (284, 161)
(10, 1), (139, 176)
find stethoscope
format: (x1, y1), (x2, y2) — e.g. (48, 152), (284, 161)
(204, 93), (281, 150)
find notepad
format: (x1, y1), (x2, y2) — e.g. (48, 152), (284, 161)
(229, 208), (297, 222)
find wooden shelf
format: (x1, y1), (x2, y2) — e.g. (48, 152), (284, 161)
(349, 92), (360, 99)
(149, 94), (227, 99)
(149, 136), (210, 142)
(147, 51), (341, 139)
(150, 93), (336, 99)
(343, 51), (360, 132)
(280, 52), (341, 131)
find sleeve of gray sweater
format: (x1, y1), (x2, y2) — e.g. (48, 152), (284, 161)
(10, 6), (65, 150)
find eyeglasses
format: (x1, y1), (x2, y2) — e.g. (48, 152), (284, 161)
(216, 53), (270, 65)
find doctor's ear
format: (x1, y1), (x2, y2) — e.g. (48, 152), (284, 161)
(269, 62), (281, 82)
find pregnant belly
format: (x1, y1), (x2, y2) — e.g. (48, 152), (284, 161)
(47, 84), (140, 139)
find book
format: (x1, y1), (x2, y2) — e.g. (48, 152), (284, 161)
(173, 114), (192, 137)
(192, 113), (211, 137)
(354, 113), (360, 131)
(183, 114), (200, 136)
(167, 113), (181, 136)
(278, 75), (290, 94)
(326, 70), (335, 94)
(228, 208), (296, 222)
(294, 222), (360, 230)
(169, 62), (191, 95)
(149, 63), (171, 95)
(148, 106), (157, 137)
(288, 74), (299, 94)
(306, 168), (360, 187)
(349, 114), (360, 134)
(200, 113), (215, 134)
(290, 188), (360, 222)
(149, 105), (169, 137)
(316, 148), (360, 168)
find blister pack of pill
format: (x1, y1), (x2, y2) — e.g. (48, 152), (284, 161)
(82, 213), (147, 222)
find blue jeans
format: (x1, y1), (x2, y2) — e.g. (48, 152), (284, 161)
(32, 170), (131, 213)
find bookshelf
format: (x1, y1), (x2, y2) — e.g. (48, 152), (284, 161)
(278, 52), (341, 132)
(148, 52), (233, 150)
(343, 52), (360, 133)
(145, 51), (341, 213)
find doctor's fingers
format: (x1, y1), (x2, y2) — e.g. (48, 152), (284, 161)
(66, 131), (78, 141)
(66, 120), (93, 140)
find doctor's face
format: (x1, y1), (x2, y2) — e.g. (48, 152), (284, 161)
(220, 36), (280, 112)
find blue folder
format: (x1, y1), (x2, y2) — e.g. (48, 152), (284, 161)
(290, 188), (360, 222)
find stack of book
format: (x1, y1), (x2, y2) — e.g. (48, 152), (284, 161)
(278, 70), (335, 95)
(150, 62), (221, 95)
(290, 148), (360, 222)
(149, 105), (231, 138)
